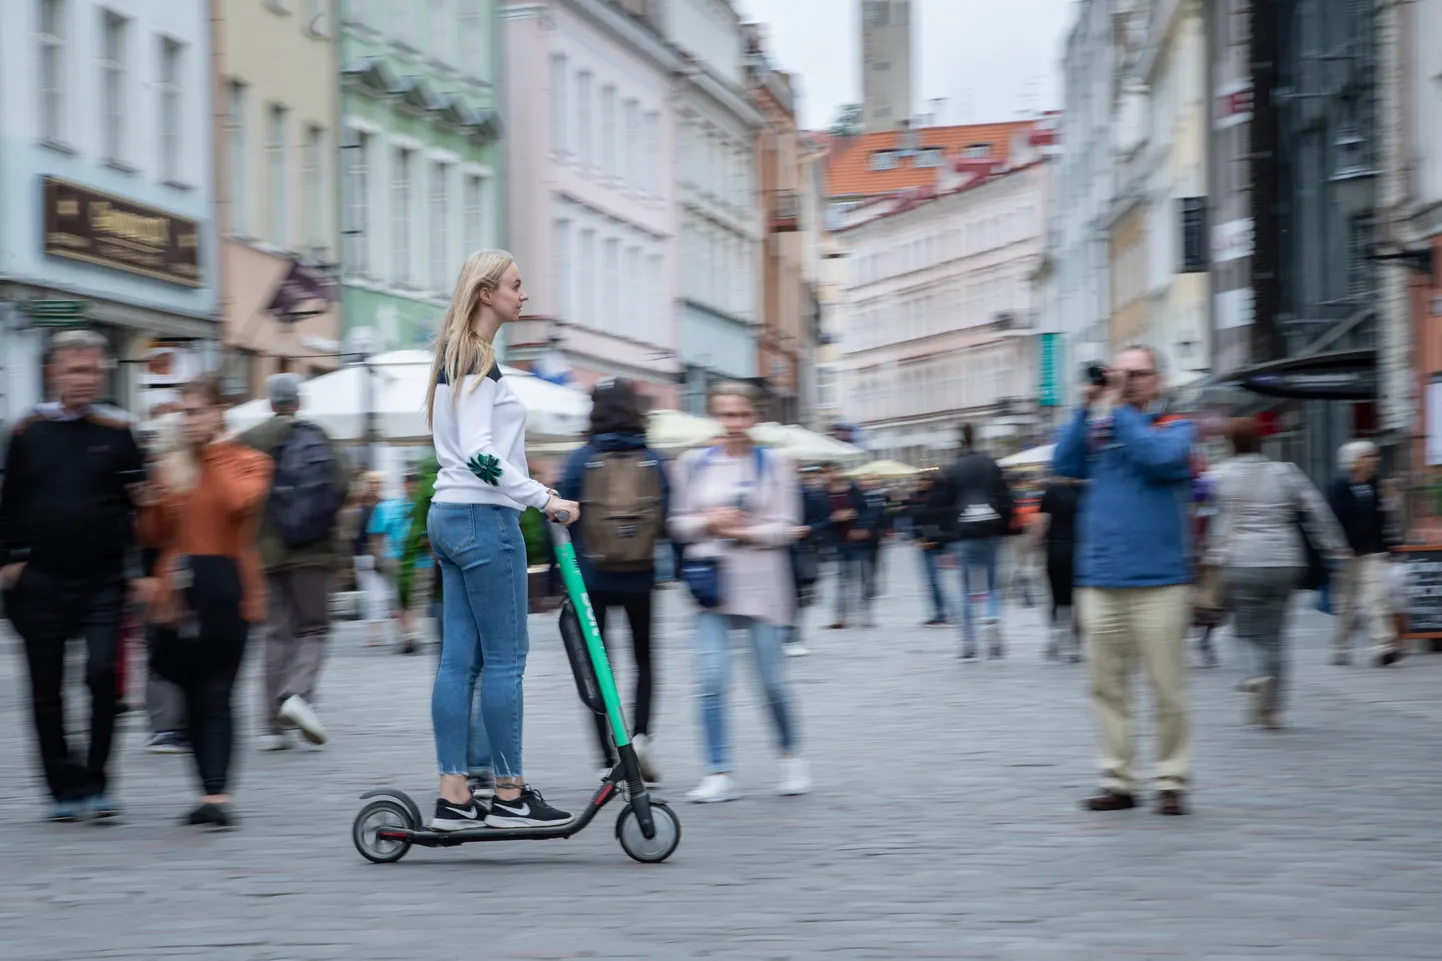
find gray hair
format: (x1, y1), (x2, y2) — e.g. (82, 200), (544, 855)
(1338, 439), (1379, 473)
(267, 372), (302, 411)
(1118, 343), (1167, 375)
(48, 328), (109, 360)
(708, 380), (761, 409)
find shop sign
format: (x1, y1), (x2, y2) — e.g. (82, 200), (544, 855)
(1211, 218), (1254, 264)
(1214, 80), (1253, 130)
(20, 298), (88, 327)
(267, 259), (337, 320)
(43, 177), (202, 287)
(1037, 332), (1062, 407)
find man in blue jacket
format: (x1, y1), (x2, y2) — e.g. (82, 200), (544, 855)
(1053, 345), (1195, 817)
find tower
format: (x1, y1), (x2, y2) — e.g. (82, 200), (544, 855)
(861, 0), (912, 132)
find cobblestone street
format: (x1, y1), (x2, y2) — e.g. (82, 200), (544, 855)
(3, 545), (1441, 960)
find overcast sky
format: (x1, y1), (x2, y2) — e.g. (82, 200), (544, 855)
(734, 0), (1077, 131)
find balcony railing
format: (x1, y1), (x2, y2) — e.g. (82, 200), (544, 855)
(768, 189), (799, 233)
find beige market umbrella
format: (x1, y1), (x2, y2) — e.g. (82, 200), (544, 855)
(847, 459), (922, 479)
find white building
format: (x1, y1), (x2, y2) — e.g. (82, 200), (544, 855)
(1, 0), (218, 423)
(837, 154), (1052, 465)
(1043, 0), (1117, 384)
(654, 0), (764, 414)
(860, 0), (912, 133)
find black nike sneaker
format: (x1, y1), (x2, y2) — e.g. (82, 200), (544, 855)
(429, 797), (485, 832)
(484, 785), (572, 828)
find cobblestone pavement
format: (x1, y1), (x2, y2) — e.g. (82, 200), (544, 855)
(2, 544), (1441, 960)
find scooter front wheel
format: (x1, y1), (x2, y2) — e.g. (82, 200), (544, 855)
(353, 799), (415, 864)
(615, 800), (681, 863)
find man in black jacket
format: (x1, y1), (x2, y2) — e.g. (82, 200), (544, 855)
(1328, 440), (1402, 666)
(0, 330), (145, 822)
(942, 423), (1013, 659)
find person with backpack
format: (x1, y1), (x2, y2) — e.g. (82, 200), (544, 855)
(943, 422), (1014, 659)
(670, 381), (809, 804)
(821, 464), (874, 630)
(557, 378), (668, 782)
(238, 373), (349, 751)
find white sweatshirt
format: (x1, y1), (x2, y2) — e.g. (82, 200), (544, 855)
(431, 364), (552, 511)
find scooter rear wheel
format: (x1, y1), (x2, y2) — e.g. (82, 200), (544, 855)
(353, 799), (415, 864)
(615, 800), (681, 863)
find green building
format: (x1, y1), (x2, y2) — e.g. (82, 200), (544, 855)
(338, 1), (502, 353)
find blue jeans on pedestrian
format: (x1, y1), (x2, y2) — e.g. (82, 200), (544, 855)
(433, 598), (493, 774)
(428, 503), (528, 778)
(949, 538), (1000, 648)
(694, 612), (798, 774)
(918, 546), (948, 621)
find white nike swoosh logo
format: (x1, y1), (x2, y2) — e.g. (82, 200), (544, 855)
(443, 805), (480, 819)
(496, 802), (530, 816)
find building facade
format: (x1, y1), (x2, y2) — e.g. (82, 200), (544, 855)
(659, 0), (764, 415)
(837, 157), (1051, 465)
(215, 0), (341, 398)
(860, 0), (912, 134)
(338, 0), (503, 359)
(745, 25), (806, 424)
(1, 0), (218, 423)
(499, 0), (680, 406)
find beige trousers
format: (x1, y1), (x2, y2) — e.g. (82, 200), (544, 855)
(1331, 554), (1395, 655)
(1077, 585), (1191, 793)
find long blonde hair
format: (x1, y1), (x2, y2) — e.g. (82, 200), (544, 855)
(426, 249), (516, 427)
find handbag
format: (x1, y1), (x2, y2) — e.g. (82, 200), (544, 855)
(1286, 464), (1330, 592)
(678, 555), (722, 609)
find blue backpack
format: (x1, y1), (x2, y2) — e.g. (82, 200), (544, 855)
(269, 421), (343, 550)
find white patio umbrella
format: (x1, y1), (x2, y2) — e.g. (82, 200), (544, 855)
(998, 443), (1056, 468)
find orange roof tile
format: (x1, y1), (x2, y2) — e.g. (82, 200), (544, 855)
(825, 121), (1040, 200)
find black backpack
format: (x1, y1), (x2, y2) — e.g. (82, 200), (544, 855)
(269, 421), (343, 550)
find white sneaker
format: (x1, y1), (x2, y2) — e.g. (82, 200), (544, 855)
(278, 695), (327, 745)
(783, 642), (810, 657)
(633, 733), (662, 784)
(777, 757), (811, 796)
(686, 773), (739, 804)
(256, 732), (292, 752)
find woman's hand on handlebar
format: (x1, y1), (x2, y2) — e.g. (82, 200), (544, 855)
(544, 495), (581, 525)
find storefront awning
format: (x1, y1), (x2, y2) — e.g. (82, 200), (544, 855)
(1225, 348), (1377, 401)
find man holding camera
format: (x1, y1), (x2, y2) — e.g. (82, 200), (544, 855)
(1053, 345), (1195, 817)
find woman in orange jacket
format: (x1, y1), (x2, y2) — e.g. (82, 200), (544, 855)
(137, 374), (272, 828)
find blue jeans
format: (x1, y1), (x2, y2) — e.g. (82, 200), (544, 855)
(429, 503), (528, 778)
(694, 612), (797, 774)
(949, 539), (1000, 648)
(430, 598), (492, 774)
(918, 546), (948, 621)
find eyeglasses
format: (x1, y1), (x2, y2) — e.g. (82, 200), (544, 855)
(1123, 369), (1156, 380)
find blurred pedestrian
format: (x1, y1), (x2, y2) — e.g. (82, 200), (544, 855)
(558, 378), (669, 781)
(1036, 475), (1083, 661)
(822, 464), (872, 629)
(944, 423), (1013, 659)
(238, 374), (349, 750)
(138, 374), (272, 827)
(670, 381), (808, 803)
(1205, 418), (1346, 728)
(1054, 344), (1194, 816)
(908, 471), (953, 628)
(0, 329), (145, 822)
(349, 471), (389, 647)
(786, 467), (832, 654)
(1328, 440), (1404, 666)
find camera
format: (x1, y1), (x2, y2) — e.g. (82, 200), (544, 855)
(1085, 363), (1110, 388)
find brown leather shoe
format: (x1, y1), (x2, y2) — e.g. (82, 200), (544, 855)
(1082, 789), (1136, 812)
(1156, 790), (1189, 816)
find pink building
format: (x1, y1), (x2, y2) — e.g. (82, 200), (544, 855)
(500, 0), (681, 408)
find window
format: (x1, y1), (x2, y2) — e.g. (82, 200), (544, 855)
(393, 147), (413, 285)
(964, 143), (991, 159)
(553, 220), (571, 320)
(575, 71), (592, 166)
(643, 111), (660, 196)
(343, 130), (369, 273)
(578, 228), (595, 326)
(914, 147), (943, 168)
(303, 126), (324, 257)
(458, 0), (483, 76)
(266, 105), (289, 248)
(157, 38), (183, 181)
(647, 253), (664, 345)
(1178, 196), (1207, 273)
(600, 86), (616, 179)
(869, 150), (897, 171)
(625, 245), (640, 335)
(624, 99), (640, 185)
(100, 11), (128, 163)
(227, 81), (248, 236)
(431, 161), (450, 290)
(38, 0), (66, 143)
(550, 54), (567, 155)
(603, 238), (620, 331)
(464, 173), (485, 254)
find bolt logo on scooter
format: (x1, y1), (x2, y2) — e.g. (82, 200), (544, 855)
(351, 512), (681, 864)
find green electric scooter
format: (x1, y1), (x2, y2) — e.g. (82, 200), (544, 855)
(351, 513), (681, 864)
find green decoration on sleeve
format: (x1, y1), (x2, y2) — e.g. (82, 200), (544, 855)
(466, 452), (503, 486)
